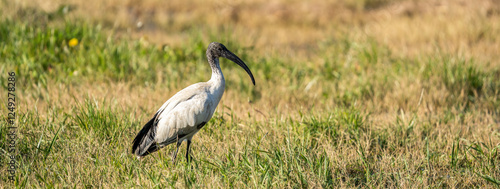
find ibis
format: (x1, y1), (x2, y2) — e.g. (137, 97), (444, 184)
(132, 42), (255, 162)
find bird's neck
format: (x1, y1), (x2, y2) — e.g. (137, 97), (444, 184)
(208, 58), (225, 91)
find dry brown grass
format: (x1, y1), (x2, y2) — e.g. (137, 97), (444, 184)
(11, 0), (500, 62)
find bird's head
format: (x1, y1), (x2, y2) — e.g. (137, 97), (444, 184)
(207, 42), (228, 58)
(207, 42), (256, 85)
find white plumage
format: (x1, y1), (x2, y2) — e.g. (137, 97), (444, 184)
(132, 42), (255, 162)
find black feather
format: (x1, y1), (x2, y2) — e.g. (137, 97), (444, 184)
(137, 142), (159, 157)
(197, 122), (207, 129)
(132, 112), (159, 156)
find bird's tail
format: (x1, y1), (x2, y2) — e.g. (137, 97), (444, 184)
(132, 113), (160, 157)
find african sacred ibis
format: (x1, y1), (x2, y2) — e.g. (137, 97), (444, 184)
(132, 42), (255, 162)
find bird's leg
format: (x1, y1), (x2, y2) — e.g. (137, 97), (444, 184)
(172, 141), (181, 164)
(185, 140), (192, 162)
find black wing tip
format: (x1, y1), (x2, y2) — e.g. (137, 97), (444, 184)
(131, 112), (159, 156)
(134, 142), (159, 157)
(131, 135), (144, 155)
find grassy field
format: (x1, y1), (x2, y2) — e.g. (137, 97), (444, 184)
(1, 0), (500, 187)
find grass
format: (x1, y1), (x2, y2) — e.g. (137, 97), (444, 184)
(1, 0), (500, 188)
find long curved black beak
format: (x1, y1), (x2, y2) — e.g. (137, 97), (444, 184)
(223, 51), (256, 85)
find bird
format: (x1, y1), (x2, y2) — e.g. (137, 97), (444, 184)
(132, 42), (255, 162)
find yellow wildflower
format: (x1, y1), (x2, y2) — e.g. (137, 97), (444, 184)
(68, 38), (79, 47)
